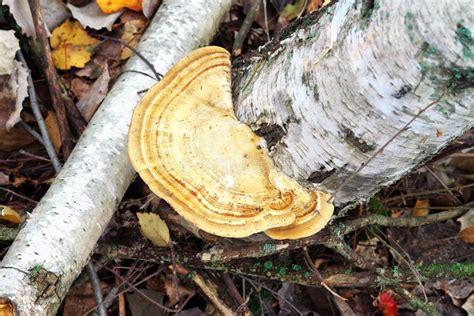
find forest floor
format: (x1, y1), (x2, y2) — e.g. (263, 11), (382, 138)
(0, 1), (473, 315)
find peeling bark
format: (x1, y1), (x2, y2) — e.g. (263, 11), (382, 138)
(233, 0), (473, 204)
(0, 1), (231, 314)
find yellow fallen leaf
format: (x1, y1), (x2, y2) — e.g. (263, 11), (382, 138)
(411, 199), (429, 217)
(137, 212), (170, 247)
(0, 205), (21, 224)
(97, 0), (142, 14)
(50, 19), (99, 70)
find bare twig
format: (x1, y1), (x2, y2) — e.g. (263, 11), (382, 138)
(199, 202), (469, 262)
(28, 0), (86, 157)
(233, 0), (261, 56)
(0, 187), (38, 204)
(262, 0), (271, 41)
(238, 275), (304, 316)
(95, 35), (163, 81)
(424, 166), (462, 205)
(18, 121), (44, 146)
(381, 184), (473, 203)
(103, 266), (192, 313)
(302, 248), (346, 301)
(332, 92), (446, 204)
(341, 202), (472, 235)
(193, 273), (236, 315)
(369, 227), (428, 302)
(86, 262), (107, 316)
(17, 51), (61, 173)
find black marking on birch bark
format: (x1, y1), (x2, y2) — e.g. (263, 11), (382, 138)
(307, 166), (336, 183)
(360, 0), (378, 27)
(255, 123), (286, 149)
(392, 84), (412, 99)
(342, 127), (376, 153)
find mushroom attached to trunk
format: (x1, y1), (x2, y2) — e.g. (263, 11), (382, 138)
(128, 46), (333, 239)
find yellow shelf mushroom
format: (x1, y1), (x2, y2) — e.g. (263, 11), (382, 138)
(128, 46), (333, 239)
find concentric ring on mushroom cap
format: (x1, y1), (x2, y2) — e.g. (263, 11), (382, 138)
(128, 46), (334, 239)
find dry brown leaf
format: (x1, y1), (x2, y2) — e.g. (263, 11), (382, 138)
(164, 277), (194, 306)
(12, 176), (26, 187)
(45, 111), (62, 153)
(306, 0), (325, 13)
(462, 294), (474, 315)
(71, 77), (91, 99)
(76, 64), (110, 121)
(63, 281), (109, 316)
(458, 209), (474, 243)
(0, 53), (33, 151)
(68, 1), (123, 31)
(142, 0), (160, 18)
(126, 290), (166, 316)
(74, 38), (122, 79)
(120, 12), (147, 60)
(3, 0), (70, 38)
(411, 199), (430, 217)
(50, 19), (99, 70)
(137, 212), (170, 247)
(0, 172), (10, 185)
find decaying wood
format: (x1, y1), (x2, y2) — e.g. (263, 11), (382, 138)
(232, 0), (473, 205)
(0, 1), (232, 314)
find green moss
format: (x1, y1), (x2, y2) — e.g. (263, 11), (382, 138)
(368, 197), (389, 216)
(420, 262), (474, 279)
(303, 271), (313, 279)
(405, 12), (415, 32)
(263, 261), (273, 270)
(262, 242), (276, 255)
(291, 264), (302, 271)
(455, 23), (473, 60)
(186, 271), (196, 279)
(277, 267), (288, 276)
(417, 41), (474, 95)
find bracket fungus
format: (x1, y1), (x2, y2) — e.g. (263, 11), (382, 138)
(128, 46), (333, 239)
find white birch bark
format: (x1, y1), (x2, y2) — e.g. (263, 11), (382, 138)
(233, 0), (473, 205)
(0, 0), (231, 314)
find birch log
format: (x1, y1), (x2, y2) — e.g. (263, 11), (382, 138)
(0, 0), (231, 314)
(233, 0), (473, 205)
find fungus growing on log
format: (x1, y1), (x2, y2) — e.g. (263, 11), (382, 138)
(128, 46), (333, 239)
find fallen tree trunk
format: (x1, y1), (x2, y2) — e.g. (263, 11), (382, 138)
(233, 0), (473, 204)
(0, 1), (231, 314)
